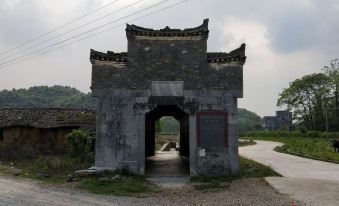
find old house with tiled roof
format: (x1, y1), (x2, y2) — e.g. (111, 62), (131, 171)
(0, 108), (96, 158)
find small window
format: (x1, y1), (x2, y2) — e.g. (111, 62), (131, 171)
(0, 128), (3, 141)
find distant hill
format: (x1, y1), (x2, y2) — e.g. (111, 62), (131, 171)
(238, 108), (262, 133)
(0, 86), (262, 132)
(0, 86), (96, 109)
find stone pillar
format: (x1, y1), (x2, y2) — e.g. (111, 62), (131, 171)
(189, 114), (197, 175)
(228, 97), (239, 174)
(136, 114), (145, 173)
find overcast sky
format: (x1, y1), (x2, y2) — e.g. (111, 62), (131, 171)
(0, 0), (338, 116)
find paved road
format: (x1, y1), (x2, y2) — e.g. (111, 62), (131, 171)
(240, 140), (339, 205)
(240, 140), (339, 181)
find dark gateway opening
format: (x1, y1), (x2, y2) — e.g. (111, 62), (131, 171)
(145, 105), (189, 176)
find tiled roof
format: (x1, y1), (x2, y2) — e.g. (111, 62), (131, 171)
(207, 44), (246, 63)
(126, 19), (209, 39)
(90, 49), (127, 63)
(0, 108), (96, 134)
(90, 43), (246, 64)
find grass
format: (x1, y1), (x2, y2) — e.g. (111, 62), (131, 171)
(190, 156), (280, 191)
(242, 136), (339, 163)
(239, 139), (256, 147)
(155, 143), (162, 151)
(0, 155), (94, 183)
(0, 166), (69, 184)
(0, 156), (154, 197)
(77, 171), (155, 197)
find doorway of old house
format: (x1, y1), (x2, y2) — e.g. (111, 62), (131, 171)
(145, 105), (190, 177)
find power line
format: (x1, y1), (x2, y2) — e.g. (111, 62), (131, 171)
(83, 0), (188, 41)
(0, 0), (145, 61)
(0, 0), (187, 69)
(0, 0), (120, 56)
(0, 0), (174, 66)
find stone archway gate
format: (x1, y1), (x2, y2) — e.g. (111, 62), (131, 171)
(90, 19), (246, 176)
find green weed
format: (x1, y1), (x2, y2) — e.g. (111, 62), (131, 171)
(190, 157), (280, 191)
(77, 172), (154, 196)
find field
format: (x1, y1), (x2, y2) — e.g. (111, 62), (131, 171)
(241, 135), (339, 163)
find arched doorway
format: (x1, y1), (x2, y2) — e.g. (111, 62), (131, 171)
(144, 105), (189, 176)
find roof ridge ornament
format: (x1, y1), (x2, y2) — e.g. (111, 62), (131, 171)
(126, 19), (209, 39)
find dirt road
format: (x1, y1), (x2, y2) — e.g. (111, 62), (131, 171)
(0, 175), (297, 206)
(0, 176), (155, 206)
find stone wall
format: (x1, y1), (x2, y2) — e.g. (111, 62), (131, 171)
(0, 127), (74, 159)
(93, 90), (141, 172)
(91, 32), (244, 92)
(92, 88), (240, 175)
(91, 62), (243, 92)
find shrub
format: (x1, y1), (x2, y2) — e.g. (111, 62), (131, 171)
(66, 129), (91, 159)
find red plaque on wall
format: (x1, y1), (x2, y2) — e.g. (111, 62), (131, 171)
(196, 111), (228, 147)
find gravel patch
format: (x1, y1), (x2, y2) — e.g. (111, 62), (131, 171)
(152, 178), (304, 206)
(266, 177), (339, 206)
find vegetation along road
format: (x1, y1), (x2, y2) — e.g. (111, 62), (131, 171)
(240, 140), (339, 206)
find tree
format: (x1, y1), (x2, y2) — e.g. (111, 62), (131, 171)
(159, 117), (179, 134)
(277, 73), (333, 131)
(155, 120), (162, 134)
(322, 59), (339, 130)
(0, 86), (96, 109)
(238, 108), (262, 133)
